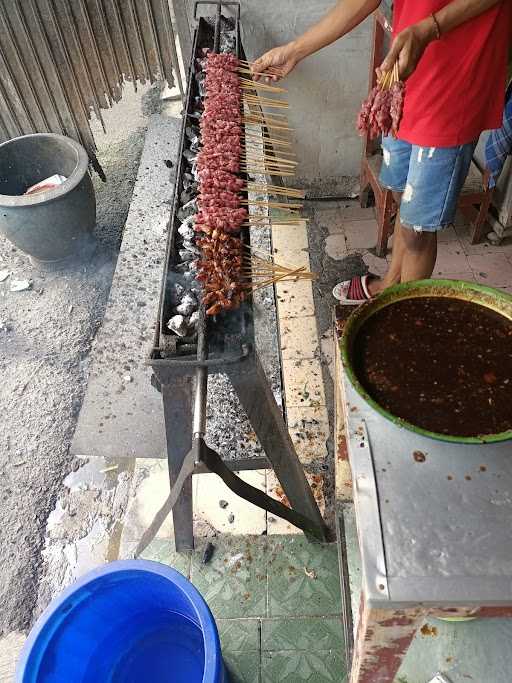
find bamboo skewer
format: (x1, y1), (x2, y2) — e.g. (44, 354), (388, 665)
(242, 199), (303, 209)
(239, 78), (287, 94)
(241, 153), (297, 165)
(246, 183), (304, 198)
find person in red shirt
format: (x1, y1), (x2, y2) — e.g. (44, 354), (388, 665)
(252, 1), (510, 303)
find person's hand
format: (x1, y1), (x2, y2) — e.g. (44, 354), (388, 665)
(377, 18), (437, 82)
(251, 42), (300, 82)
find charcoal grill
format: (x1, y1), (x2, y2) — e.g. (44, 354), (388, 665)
(147, 1), (328, 552)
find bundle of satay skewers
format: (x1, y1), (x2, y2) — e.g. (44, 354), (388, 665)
(357, 61), (404, 139)
(193, 50), (316, 316)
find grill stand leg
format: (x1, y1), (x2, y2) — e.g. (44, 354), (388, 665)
(227, 352), (328, 542)
(162, 378), (194, 551)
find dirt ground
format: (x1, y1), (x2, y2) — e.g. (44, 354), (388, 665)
(0, 84), (161, 635)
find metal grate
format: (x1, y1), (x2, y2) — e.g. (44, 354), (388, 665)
(0, 0), (179, 176)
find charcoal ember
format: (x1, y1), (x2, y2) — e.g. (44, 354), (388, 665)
(220, 33), (236, 53)
(167, 315), (189, 337)
(186, 125), (199, 140)
(188, 110), (202, 120)
(180, 189), (194, 204)
(188, 310), (199, 328)
(182, 172), (194, 189)
(178, 226), (195, 241)
(177, 198), (197, 222)
(190, 139), (200, 154)
(183, 149), (197, 163)
(176, 293), (198, 316)
(169, 281), (185, 306)
(179, 249), (195, 262)
(182, 240), (200, 255)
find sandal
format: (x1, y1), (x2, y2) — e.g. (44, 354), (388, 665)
(332, 274), (375, 304)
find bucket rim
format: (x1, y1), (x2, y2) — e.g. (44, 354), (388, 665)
(340, 278), (512, 445)
(0, 133), (89, 207)
(15, 559), (223, 683)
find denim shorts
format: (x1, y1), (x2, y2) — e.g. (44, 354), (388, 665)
(379, 136), (477, 232)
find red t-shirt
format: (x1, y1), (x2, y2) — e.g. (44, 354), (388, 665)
(394, 0), (511, 147)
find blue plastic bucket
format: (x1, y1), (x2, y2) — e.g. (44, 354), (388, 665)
(16, 560), (228, 683)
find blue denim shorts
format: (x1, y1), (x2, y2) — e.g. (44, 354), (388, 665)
(379, 136), (477, 232)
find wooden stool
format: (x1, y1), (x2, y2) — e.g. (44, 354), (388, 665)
(360, 11), (495, 257)
(360, 153), (495, 257)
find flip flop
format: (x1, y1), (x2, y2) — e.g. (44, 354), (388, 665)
(332, 274), (374, 304)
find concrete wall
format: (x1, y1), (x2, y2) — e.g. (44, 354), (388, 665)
(177, 1), (372, 192)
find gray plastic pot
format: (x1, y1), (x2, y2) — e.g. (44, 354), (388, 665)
(0, 133), (96, 267)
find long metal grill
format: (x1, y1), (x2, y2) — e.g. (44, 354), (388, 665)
(145, 1), (328, 554)
(0, 0), (179, 175)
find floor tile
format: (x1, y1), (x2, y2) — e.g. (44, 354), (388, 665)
(280, 316), (319, 360)
(432, 271), (476, 283)
(344, 219), (379, 252)
(467, 252), (512, 288)
(121, 459), (173, 541)
(266, 472), (325, 536)
(190, 537), (268, 619)
(223, 651), (260, 683)
(281, 358), (326, 408)
(261, 616), (343, 651)
(341, 206), (375, 221)
(272, 222), (309, 252)
(139, 538), (191, 577)
(261, 650), (346, 682)
(267, 537), (341, 617)
(195, 471), (267, 536)
(218, 618), (260, 652)
(437, 225), (460, 243)
(325, 233), (348, 261)
(273, 247), (311, 270)
(286, 405), (330, 465)
(433, 243), (472, 277)
(276, 279), (315, 318)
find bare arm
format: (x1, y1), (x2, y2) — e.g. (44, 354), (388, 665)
(252, 0), (380, 81)
(381, 0), (504, 79)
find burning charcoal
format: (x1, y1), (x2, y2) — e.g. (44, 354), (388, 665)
(167, 315), (189, 337)
(182, 172), (194, 189)
(220, 34), (236, 53)
(178, 217), (195, 235)
(190, 139), (200, 154)
(182, 240), (200, 255)
(179, 249), (195, 262)
(183, 149), (197, 163)
(186, 126), (199, 140)
(177, 198), (197, 222)
(169, 281), (185, 306)
(180, 189), (194, 205)
(188, 110), (202, 121)
(176, 293), (197, 317)
(189, 311), (199, 328)
(178, 226), (195, 241)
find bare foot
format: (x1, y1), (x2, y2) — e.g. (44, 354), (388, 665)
(367, 276), (384, 296)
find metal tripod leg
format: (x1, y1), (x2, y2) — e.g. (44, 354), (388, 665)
(161, 377), (194, 551)
(227, 352), (328, 541)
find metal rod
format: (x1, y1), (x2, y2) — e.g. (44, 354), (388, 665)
(192, 305), (208, 438)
